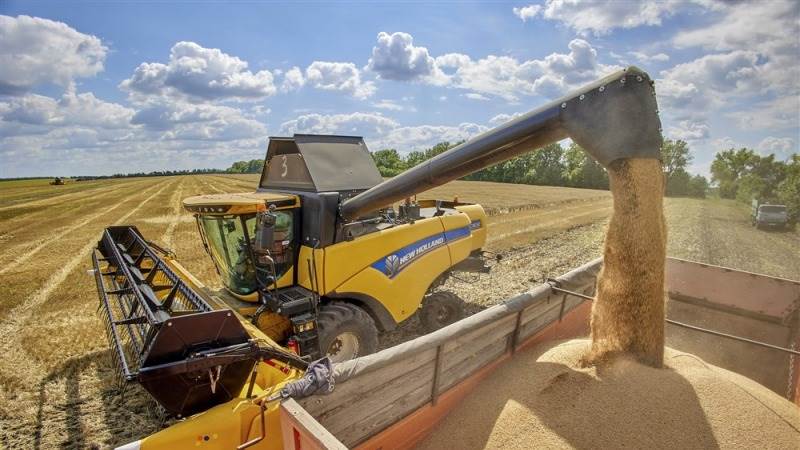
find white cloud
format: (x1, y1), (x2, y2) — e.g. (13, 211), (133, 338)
(120, 41), (277, 102)
(726, 96), (799, 132)
(372, 99), (416, 112)
(757, 137), (796, 159)
(657, 50), (767, 113)
(436, 39), (619, 100)
(513, 5), (542, 22)
(674, 1), (798, 57)
(305, 61), (376, 99)
(130, 101), (266, 141)
(629, 51), (669, 64)
(526, 0), (701, 35)
(280, 112), (397, 136)
(367, 32), (447, 84)
(673, 1), (799, 96)
(0, 87), (133, 132)
(489, 112), (523, 126)
(279, 111), (486, 151)
(281, 66), (305, 92)
(0, 15), (107, 94)
(378, 123), (487, 150)
(666, 120), (710, 141)
(464, 93), (490, 101)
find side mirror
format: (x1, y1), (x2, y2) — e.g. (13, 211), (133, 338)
(254, 211), (276, 254)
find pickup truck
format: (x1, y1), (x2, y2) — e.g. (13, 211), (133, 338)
(751, 199), (790, 230)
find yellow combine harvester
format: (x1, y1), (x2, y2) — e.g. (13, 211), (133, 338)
(93, 66), (663, 449)
(181, 134), (489, 362)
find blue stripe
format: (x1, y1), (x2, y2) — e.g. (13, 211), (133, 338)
(444, 226), (470, 242)
(371, 225), (472, 278)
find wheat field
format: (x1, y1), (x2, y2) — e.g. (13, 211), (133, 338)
(0, 174), (618, 449)
(2, 175), (799, 449)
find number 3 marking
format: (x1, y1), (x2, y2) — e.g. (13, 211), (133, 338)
(281, 155), (288, 177)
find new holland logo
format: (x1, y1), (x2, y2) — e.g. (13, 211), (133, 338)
(384, 254), (401, 277)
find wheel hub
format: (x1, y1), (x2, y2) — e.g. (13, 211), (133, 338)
(326, 332), (360, 363)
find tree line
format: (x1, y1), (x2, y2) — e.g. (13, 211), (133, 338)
(223, 138), (799, 220)
(73, 168), (225, 181)
(711, 149), (799, 219)
(371, 139), (709, 198)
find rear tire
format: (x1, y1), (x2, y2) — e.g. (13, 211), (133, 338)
(317, 302), (378, 363)
(419, 291), (465, 333)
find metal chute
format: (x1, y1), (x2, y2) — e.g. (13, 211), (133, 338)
(339, 66), (663, 221)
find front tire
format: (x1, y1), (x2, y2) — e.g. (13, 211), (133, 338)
(317, 302), (378, 363)
(419, 291), (465, 333)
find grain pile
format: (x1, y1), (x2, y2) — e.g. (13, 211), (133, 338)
(584, 158), (667, 367)
(418, 339), (800, 450)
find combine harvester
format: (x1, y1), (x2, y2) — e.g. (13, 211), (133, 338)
(92, 67), (800, 449)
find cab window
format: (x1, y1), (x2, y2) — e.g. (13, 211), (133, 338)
(199, 215), (257, 295)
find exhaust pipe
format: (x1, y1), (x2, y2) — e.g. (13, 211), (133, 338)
(340, 66), (662, 221)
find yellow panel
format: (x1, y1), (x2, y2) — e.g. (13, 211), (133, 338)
(140, 362), (299, 450)
(439, 212), (472, 265)
(456, 204), (488, 251)
(334, 245), (453, 322)
(297, 245), (325, 293)
(322, 217), (445, 292)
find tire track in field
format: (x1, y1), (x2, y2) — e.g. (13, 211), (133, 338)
(487, 197), (611, 229)
(0, 181), (167, 274)
(489, 204), (613, 244)
(203, 180), (226, 193)
(0, 180), (175, 384)
(0, 179), (153, 237)
(161, 179), (186, 249)
(0, 179), (146, 212)
(210, 174), (256, 189)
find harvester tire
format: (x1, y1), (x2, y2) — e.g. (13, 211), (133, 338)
(317, 302), (378, 363)
(419, 291), (465, 333)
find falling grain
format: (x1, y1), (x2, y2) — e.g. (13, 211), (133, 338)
(583, 158), (667, 367)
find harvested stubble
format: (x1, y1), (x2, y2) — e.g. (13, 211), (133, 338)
(418, 339), (800, 450)
(584, 158), (667, 367)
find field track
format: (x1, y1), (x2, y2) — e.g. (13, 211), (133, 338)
(0, 175), (798, 449)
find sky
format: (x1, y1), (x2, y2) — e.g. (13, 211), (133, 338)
(1, 0), (798, 178)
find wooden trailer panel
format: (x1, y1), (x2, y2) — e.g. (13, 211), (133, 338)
(300, 258), (602, 447)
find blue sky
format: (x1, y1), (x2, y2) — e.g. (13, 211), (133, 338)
(1, 1), (798, 177)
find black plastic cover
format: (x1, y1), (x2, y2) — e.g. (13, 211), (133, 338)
(260, 134), (383, 192)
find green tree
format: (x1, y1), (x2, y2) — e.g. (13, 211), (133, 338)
(371, 149), (407, 177)
(661, 139), (691, 179)
(562, 143), (609, 189)
(527, 143), (566, 186)
(710, 148), (758, 198)
(227, 159), (263, 173)
(405, 150), (426, 168)
(776, 154), (800, 221)
(687, 174), (709, 198)
(661, 139), (703, 197)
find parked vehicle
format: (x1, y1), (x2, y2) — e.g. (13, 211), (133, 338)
(751, 199), (789, 229)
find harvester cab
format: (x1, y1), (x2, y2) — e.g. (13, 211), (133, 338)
(182, 134), (490, 362)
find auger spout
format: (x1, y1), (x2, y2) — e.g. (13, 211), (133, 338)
(340, 66), (662, 221)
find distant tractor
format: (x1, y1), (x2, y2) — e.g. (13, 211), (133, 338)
(50, 177), (66, 185)
(751, 199), (789, 230)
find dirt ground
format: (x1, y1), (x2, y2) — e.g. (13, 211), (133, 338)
(0, 175), (798, 448)
(380, 196), (800, 349)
